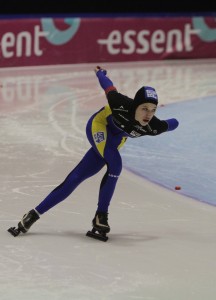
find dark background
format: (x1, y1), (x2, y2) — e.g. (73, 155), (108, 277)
(1, 0), (216, 16)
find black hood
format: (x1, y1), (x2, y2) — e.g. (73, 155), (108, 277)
(130, 86), (158, 118)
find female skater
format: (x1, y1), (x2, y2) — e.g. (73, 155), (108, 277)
(8, 66), (179, 240)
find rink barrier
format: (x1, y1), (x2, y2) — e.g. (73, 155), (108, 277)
(0, 16), (216, 67)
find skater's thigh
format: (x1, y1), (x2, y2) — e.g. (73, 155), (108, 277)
(86, 117), (108, 158)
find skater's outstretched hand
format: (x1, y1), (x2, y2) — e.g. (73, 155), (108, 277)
(95, 66), (116, 93)
(95, 66), (107, 75)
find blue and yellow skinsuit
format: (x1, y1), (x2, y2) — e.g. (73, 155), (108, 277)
(35, 69), (179, 215)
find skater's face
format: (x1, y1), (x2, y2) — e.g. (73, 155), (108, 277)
(135, 103), (157, 126)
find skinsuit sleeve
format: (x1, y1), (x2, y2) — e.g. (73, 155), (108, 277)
(96, 68), (117, 94)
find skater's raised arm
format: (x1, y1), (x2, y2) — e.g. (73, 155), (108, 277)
(95, 66), (117, 95)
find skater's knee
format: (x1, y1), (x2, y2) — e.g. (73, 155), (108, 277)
(66, 171), (84, 185)
(107, 163), (122, 177)
(108, 172), (121, 179)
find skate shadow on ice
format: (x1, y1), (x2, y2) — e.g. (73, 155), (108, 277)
(14, 230), (159, 245)
(107, 232), (159, 246)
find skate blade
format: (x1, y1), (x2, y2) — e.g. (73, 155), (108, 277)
(86, 229), (108, 242)
(8, 227), (21, 237)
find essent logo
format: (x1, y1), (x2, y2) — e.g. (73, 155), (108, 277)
(0, 18), (81, 59)
(192, 17), (216, 42)
(97, 19), (216, 56)
(41, 18), (80, 45)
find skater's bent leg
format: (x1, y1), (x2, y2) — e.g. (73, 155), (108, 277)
(97, 148), (122, 213)
(36, 148), (105, 214)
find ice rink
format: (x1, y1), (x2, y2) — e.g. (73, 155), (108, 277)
(1, 59), (216, 300)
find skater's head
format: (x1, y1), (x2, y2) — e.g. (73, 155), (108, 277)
(132, 86), (158, 126)
(134, 86), (158, 107)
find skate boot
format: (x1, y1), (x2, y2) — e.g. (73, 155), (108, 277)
(8, 209), (40, 237)
(86, 212), (110, 242)
(92, 212), (110, 233)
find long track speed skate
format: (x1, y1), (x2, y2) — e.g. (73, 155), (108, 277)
(86, 212), (110, 242)
(8, 209), (40, 237)
(86, 228), (108, 242)
(8, 226), (22, 237)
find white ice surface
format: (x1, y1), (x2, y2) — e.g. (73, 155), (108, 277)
(121, 96), (216, 205)
(1, 60), (216, 300)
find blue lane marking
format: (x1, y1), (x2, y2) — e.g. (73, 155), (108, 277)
(121, 96), (216, 206)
